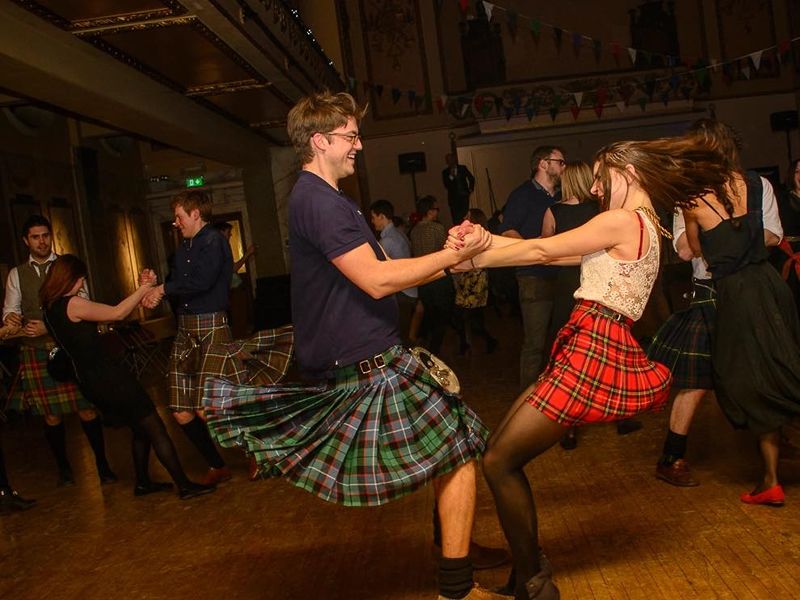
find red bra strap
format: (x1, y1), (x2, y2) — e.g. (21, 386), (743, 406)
(636, 211), (644, 260)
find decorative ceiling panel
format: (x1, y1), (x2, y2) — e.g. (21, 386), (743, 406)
(98, 23), (259, 89)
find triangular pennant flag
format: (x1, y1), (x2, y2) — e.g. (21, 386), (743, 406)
(669, 74), (680, 91)
(481, 100), (493, 118)
(615, 101), (626, 113)
(573, 92), (583, 107)
(695, 67), (709, 88)
(741, 65), (751, 79)
(507, 10), (518, 41)
(460, 102), (470, 118)
(474, 95), (484, 112)
(619, 85), (635, 105)
(572, 32), (582, 56)
(436, 96), (445, 113)
(710, 58), (720, 72)
(750, 50), (763, 71)
(407, 90), (416, 107)
(530, 18), (541, 41)
(596, 87), (608, 105)
(628, 47), (637, 64)
(570, 105), (580, 120)
(494, 96), (504, 115)
(549, 107), (559, 121)
(512, 94), (522, 114)
(638, 97), (647, 111)
(482, 1), (494, 21)
(593, 39), (602, 62)
(458, 0), (469, 16)
(375, 84), (384, 98)
(680, 84), (692, 100)
(553, 28), (563, 51)
(525, 107), (535, 121)
(504, 106), (514, 121)
(778, 40), (791, 64)
(391, 88), (401, 104)
(552, 94), (563, 110)
(594, 104), (604, 118)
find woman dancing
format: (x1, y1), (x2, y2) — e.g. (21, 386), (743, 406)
(40, 255), (214, 500)
(450, 139), (730, 599)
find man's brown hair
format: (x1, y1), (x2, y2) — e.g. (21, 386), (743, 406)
(170, 190), (213, 221)
(287, 90), (367, 164)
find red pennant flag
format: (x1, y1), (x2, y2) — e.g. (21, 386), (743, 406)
(594, 104), (604, 118)
(570, 105), (580, 120)
(458, 0), (469, 15)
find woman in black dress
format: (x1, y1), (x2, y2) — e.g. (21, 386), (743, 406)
(39, 255), (213, 500)
(540, 162), (600, 450)
(624, 132), (800, 506)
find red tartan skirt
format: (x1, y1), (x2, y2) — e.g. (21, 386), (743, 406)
(527, 300), (671, 425)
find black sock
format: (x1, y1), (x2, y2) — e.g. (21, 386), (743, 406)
(438, 556), (473, 599)
(44, 422), (71, 472)
(80, 418), (111, 471)
(179, 417), (225, 469)
(0, 442), (10, 489)
(135, 413), (191, 488)
(661, 430), (688, 464)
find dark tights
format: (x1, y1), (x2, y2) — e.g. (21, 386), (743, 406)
(482, 389), (565, 600)
(130, 412), (190, 488)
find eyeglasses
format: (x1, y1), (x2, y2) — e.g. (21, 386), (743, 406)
(544, 158), (566, 166)
(325, 132), (361, 145)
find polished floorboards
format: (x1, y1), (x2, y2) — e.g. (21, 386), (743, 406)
(1, 311), (799, 600)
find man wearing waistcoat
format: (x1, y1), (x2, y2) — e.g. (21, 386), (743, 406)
(142, 191), (233, 486)
(3, 215), (115, 487)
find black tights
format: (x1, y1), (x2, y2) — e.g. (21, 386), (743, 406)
(130, 412), (190, 488)
(482, 390), (565, 600)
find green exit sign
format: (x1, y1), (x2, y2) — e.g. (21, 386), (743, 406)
(185, 176), (205, 188)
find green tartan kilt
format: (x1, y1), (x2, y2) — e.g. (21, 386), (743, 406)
(7, 346), (93, 417)
(202, 345), (488, 507)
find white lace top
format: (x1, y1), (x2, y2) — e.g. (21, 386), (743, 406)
(574, 209), (661, 320)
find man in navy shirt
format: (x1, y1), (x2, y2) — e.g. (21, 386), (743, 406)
(498, 146), (564, 389)
(203, 91), (503, 600)
(144, 190), (233, 486)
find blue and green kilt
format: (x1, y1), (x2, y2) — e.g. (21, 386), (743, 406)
(7, 345), (93, 417)
(646, 279), (715, 390)
(202, 345), (488, 507)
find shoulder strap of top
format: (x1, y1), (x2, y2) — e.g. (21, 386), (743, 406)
(744, 170), (763, 213)
(636, 212), (644, 260)
(698, 196), (727, 222)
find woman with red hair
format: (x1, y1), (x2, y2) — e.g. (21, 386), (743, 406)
(40, 255), (213, 500)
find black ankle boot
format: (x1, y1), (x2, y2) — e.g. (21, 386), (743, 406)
(525, 568), (559, 600)
(134, 481), (174, 497)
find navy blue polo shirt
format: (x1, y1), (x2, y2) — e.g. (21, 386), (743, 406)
(164, 224), (233, 314)
(497, 179), (560, 278)
(289, 171), (400, 377)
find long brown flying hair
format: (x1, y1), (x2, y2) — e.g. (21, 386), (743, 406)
(592, 136), (730, 213)
(39, 254), (88, 309)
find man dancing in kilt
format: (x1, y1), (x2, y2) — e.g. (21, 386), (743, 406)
(202, 91), (505, 600)
(648, 120), (783, 487)
(142, 191), (234, 487)
(3, 215), (116, 487)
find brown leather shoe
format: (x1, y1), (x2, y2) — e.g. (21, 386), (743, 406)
(200, 466), (232, 486)
(655, 459), (699, 487)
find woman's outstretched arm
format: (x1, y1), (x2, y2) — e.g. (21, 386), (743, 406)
(470, 210), (634, 269)
(66, 283), (154, 323)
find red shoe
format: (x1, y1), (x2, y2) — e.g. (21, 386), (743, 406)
(740, 484), (785, 506)
(200, 466), (232, 486)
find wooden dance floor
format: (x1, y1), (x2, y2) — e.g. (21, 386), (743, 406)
(1, 312), (799, 599)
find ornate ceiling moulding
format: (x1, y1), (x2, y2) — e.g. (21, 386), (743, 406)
(72, 16), (197, 37)
(185, 79), (272, 97)
(11, 0), (187, 32)
(227, 0), (342, 91)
